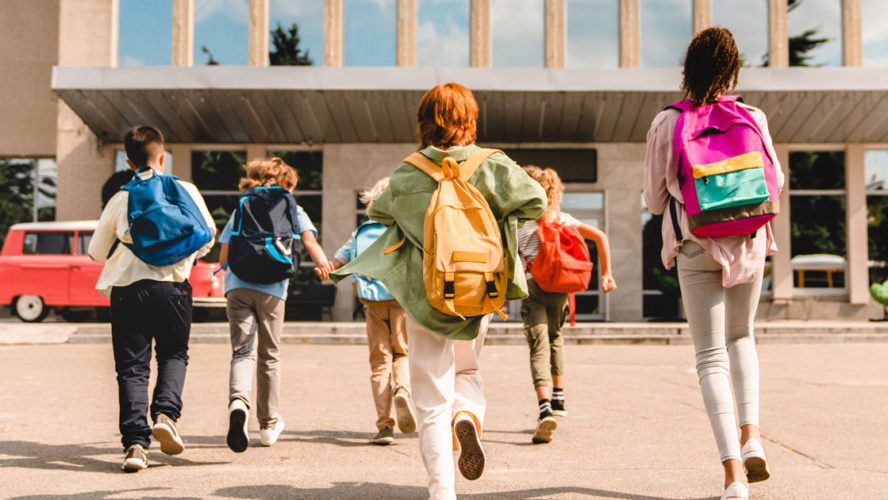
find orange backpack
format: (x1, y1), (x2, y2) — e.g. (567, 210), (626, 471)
(402, 149), (508, 320)
(528, 218), (593, 325)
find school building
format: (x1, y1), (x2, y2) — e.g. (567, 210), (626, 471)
(3, 0), (888, 322)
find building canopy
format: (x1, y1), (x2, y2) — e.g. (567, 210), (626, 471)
(52, 67), (888, 144)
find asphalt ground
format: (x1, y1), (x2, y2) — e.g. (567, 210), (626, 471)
(1, 343), (886, 499)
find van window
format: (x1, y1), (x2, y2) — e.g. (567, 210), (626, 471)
(77, 232), (93, 255)
(23, 232), (73, 255)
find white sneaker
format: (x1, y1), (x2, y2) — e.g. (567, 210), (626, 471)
(259, 417), (285, 446)
(453, 412), (485, 481)
(721, 482), (748, 500)
(393, 387), (417, 434)
(741, 438), (771, 483)
(226, 399), (249, 453)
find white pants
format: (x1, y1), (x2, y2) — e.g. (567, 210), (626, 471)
(677, 241), (762, 463)
(407, 315), (489, 500)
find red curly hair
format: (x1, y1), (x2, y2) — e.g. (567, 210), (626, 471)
(416, 83), (478, 150)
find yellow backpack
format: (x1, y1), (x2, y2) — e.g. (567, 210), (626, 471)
(403, 149), (508, 320)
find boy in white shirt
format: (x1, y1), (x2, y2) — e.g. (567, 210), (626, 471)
(88, 125), (216, 472)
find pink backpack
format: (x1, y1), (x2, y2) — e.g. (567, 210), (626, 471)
(667, 95), (780, 239)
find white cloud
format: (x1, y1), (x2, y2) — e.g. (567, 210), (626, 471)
(195, 0), (249, 24)
(121, 55), (146, 67)
(417, 18), (470, 67)
(491, 0), (545, 66)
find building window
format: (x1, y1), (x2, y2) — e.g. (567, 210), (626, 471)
(119, 0), (173, 67)
(270, 0), (323, 65)
(642, 196), (680, 319)
(562, 191), (606, 321)
(866, 150), (888, 284)
(712, 0), (768, 67)
(640, 0), (692, 68)
(789, 151), (846, 290)
(195, 0), (249, 65)
(418, 0), (470, 67)
(191, 150), (247, 231)
(0, 159), (57, 251)
(862, 0), (888, 67)
(787, 0), (842, 67)
(345, 0), (397, 66)
(566, 0), (618, 68)
(491, 0), (544, 67)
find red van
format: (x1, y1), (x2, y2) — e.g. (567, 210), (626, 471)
(0, 221), (225, 322)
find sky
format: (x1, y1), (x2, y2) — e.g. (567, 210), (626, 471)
(117, 0), (888, 68)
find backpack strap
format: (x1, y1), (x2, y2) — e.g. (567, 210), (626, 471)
(403, 153), (444, 182)
(458, 148), (503, 180)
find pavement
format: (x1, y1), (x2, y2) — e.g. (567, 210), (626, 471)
(1, 342), (886, 499)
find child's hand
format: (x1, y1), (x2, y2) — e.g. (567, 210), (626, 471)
(314, 261), (336, 281)
(601, 274), (617, 293)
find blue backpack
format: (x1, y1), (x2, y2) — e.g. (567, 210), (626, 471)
(228, 186), (303, 284)
(122, 168), (213, 267)
(352, 221), (395, 303)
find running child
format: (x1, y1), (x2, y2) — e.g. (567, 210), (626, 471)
(331, 83), (546, 500)
(518, 165), (616, 444)
(217, 157), (329, 452)
(315, 177), (417, 446)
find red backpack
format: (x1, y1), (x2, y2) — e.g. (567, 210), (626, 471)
(528, 218), (593, 325)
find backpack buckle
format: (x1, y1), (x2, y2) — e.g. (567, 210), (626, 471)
(485, 280), (498, 298)
(443, 280), (455, 299)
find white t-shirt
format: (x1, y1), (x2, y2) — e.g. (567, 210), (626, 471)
(518, 211), (582, 277)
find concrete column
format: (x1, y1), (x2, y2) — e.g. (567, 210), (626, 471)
(168, 145), (191, 182)
(397, 0), (416, 66)
(842, 0), (862, 66)
(324, 0), (343, 66)
(172, 0), (194, 66)
(56, 0), (118, 221)
(619, 0), (639, 68)
(768, 0), (788, 67)
(846, 144), (868, 304)
(693, 0), (710, 34)
(545, 0), (565, 68)
(470, 0), (490, 67)
(248, 0), (269, 66)
(771, 144), (792, 300)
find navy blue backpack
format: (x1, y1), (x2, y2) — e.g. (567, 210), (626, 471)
(122, 168), (213, 266)
(228, 186), (303, 284)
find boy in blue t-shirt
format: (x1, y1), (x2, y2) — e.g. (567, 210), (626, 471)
(218, 157), (328, 452)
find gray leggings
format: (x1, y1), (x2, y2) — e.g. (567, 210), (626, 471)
(677, 241), (762, 463)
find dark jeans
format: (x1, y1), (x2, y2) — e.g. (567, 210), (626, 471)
(111, 279), (192, 451)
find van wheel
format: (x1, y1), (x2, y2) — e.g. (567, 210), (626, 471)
(59, 309), (92, 323)
(14, 295), (48, 322)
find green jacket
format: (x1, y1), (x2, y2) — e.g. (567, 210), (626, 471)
(332, 144), (547, 340)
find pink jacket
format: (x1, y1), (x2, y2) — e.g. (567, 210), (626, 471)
(643, 104), (785, 287)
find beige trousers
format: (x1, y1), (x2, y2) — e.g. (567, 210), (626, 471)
(364, 303), (410, 430)
(407, 315), (489, 500)
(226, 288), (285, 427)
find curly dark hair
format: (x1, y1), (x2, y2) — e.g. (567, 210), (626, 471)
(681, 27), (741, 107)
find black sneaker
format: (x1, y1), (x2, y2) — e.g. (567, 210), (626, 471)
(227, 399), (249, 453)
(551, 392), (567, 417)
(152, 413), (185, 456)
(121, 444), (147, 472)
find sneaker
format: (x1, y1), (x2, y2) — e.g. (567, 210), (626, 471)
(532, 415), (558, 444)
(393, 387), (417, 434)
(370, 426), (394, 445)
(259, 417), (285, 446)
(151, 413), (184, 456)
(741, 438), (771, 483)
(551, 391), (567, 417)
(121, 444), (147, 472)
(453, 411), (485, 480)
(227, 399), (249, 453)
(721, 481), (748, 500)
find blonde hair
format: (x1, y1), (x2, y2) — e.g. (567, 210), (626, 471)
(523, 165), (563, 210)
(238, 157), (298, 192)
(359, 177), (390, 211)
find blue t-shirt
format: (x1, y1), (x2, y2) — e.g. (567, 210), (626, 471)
(218, 205), (317, 300)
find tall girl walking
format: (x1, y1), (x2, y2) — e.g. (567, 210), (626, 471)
(643, 28), (782, 500)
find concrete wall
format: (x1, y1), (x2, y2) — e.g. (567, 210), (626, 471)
(55, 0), (117, 221)
(0, 0), (60, 157)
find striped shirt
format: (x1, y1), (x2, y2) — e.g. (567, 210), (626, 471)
(518, 212), (581, 278)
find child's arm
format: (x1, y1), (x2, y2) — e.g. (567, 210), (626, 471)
(88, 192), (126, 262)
(577, 224), (617, 293)
(315, 259), (344, 281)
(219, 244), (228, 267)
(301, 230), (329, 271)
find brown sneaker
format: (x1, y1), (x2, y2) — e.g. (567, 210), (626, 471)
(370, 427), (394, 445)
(121, 444), (147, 472)
(152, 413), (184, 456)
(393, 387), (417, 434)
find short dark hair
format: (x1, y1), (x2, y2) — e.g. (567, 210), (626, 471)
(123, 125), (164, 167)
(681, 27), (741, 107)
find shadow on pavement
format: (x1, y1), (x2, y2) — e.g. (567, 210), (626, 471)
(214, 483), (717, 500)
(278, 429), (398, 448)
(11, 487), (200, 500)
(0, 440), (227, 474)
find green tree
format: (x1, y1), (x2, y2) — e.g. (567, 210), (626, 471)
(0, 160), (35, 251)
(269, 22), (313, 66)
(761, 0), (831, 67)
(201, 46), (219, 66)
